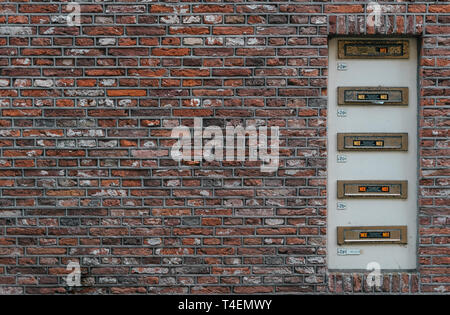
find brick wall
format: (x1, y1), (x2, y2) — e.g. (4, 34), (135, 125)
(0, 1), (448, 294)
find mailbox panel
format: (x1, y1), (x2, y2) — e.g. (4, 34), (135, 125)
(338, 87), (409, 106)
(337, 133), (408, 151)
(337, 180), (408, 199)
(337, 226), (407, 245)
(338, 39), (409, 59)
(328, 37), (418, 270)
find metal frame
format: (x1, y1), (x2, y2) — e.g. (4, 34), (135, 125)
(338, 39), (409, 59)
(337, 180), (408, 199)
(337, 133), (408, 151)
(337, 225), (408, 245)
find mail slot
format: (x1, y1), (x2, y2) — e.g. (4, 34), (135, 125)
(337, 180), (408, 199)
(337, 133), (408, 151)
(337, 226), (407, 245)
(338, 39), (409, 59)
(329, 38), (418, 269)
(338, 87), (409, 106)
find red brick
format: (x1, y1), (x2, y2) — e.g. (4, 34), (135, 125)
(325, 5), (364, 13)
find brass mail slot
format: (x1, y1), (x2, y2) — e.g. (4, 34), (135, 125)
(337, 180), (408, 199)
(338, 40), (409, 59)
(338, 87), (408, 106)
(337, 226), (407, 245)
(337, 133), (408, 151)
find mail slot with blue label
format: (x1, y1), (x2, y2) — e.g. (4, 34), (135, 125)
(337, 180), (408, 199)
(338, 39), (409, 59)
(338, 87), (408, 106)
(337, 226), (407, 245)
(337, 133), (408, 151)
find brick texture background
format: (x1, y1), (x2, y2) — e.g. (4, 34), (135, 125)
(0, 1), (448, 294)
